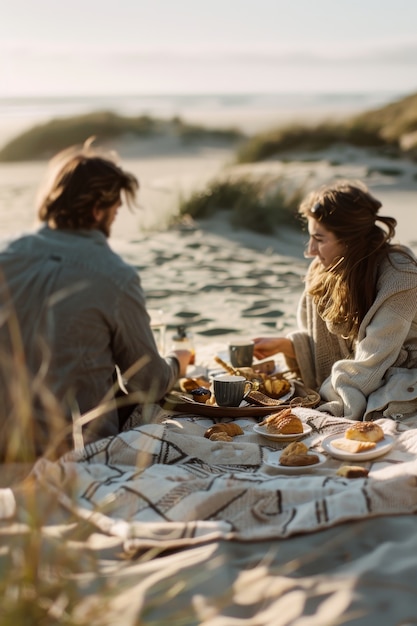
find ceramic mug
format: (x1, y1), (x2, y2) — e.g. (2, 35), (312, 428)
(228, 340), (254, 368)
(213, 374), (254, 407)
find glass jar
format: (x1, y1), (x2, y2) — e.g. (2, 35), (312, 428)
(171, 325), (195, 365)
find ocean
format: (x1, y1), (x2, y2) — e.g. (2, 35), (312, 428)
(0, 90), (406, 149)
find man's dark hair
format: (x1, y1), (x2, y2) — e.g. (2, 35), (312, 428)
(37, 143), (139, 229)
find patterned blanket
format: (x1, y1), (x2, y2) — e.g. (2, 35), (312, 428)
(22, 406), (417, 550)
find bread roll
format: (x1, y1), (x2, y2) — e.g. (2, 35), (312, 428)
(345, 422), (384, 443)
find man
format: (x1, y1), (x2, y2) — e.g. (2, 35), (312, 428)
(0, 143), (191, 460)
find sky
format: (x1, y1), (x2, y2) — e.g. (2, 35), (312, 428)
(1, 0), (417, 97)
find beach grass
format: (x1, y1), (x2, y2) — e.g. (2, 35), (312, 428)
(177, 175), (304, 234)
(0, 112), (243, 162)
(235, 91), (417, 163)
(1, 90), (416, 164)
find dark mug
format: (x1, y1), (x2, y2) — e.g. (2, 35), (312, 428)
(213, 374), (253, 407)
(228, 340), (254, 368)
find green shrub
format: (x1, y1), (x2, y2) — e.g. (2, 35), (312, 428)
(171, 117), (243, 143)
(0, 113), (243, 162)
(234, 121), (388, 164)
(178, 176), (303, 234)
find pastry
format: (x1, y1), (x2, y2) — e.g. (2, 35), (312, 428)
(280, 453), (320, 467)
(279, 441), (319, 466)
(261, 377), (291, 399)
(331, 438), (376, 453)
(268, 415), (303, 434)
(259, 409), (304, 434)
(190, 387), (212, 403)
(209, 432), (233, 442)
(179, 377), (210, 393)
(247, 390), (283, 407)
(345, 422), (385, 443)
(280, 441), (308, 458)
(204, 423), (244, 439)
(259, 407), (292, 426)
(337, 465), (369, 478)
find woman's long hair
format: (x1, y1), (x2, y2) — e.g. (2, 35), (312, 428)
(299, 180), (412, 339)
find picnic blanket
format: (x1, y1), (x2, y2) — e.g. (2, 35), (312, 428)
(2, 407), (417, 625)
(9, 406), (417, 546)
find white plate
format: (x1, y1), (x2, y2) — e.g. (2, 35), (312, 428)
(253, 421), (312, 441)
(263, 451), (327, 474)
(322, 433), (395, 461)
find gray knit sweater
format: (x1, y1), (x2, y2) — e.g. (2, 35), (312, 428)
(286, 248), (417, 420)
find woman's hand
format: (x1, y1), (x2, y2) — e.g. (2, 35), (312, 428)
(252, 337), (295, 360)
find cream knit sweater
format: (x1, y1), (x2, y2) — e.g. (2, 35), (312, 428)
(286, 249), (417, 420)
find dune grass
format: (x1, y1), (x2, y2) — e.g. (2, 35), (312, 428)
(1, 90), (416, 163)
(177, 175), (304, 234)
(0, 112), (243, 162)
(235, 91), (417, 163)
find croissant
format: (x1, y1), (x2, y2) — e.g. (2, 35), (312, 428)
(280, 453), (320, 467)
(259, 407), (293, 426)
(269, 415), (303, 435)
(280, 441), (308, 458)
(209, 432), (233, 442)
(279, 441), (319, 466)
(259, 409), (303, 434)
(204, 423), (244, 438)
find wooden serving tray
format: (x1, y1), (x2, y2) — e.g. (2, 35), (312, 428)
(161, 383), (320, 418)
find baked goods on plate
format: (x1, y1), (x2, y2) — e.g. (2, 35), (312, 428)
(279, 441), (321, 466)
(345, 422), (385, 443)
(322, 431), (394, 461)
(263, 442), (326, 474)
(253, 420), (312, 441)
(258, 408), (303, 434)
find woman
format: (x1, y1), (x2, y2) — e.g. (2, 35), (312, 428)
(253, 180), (417, 421)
